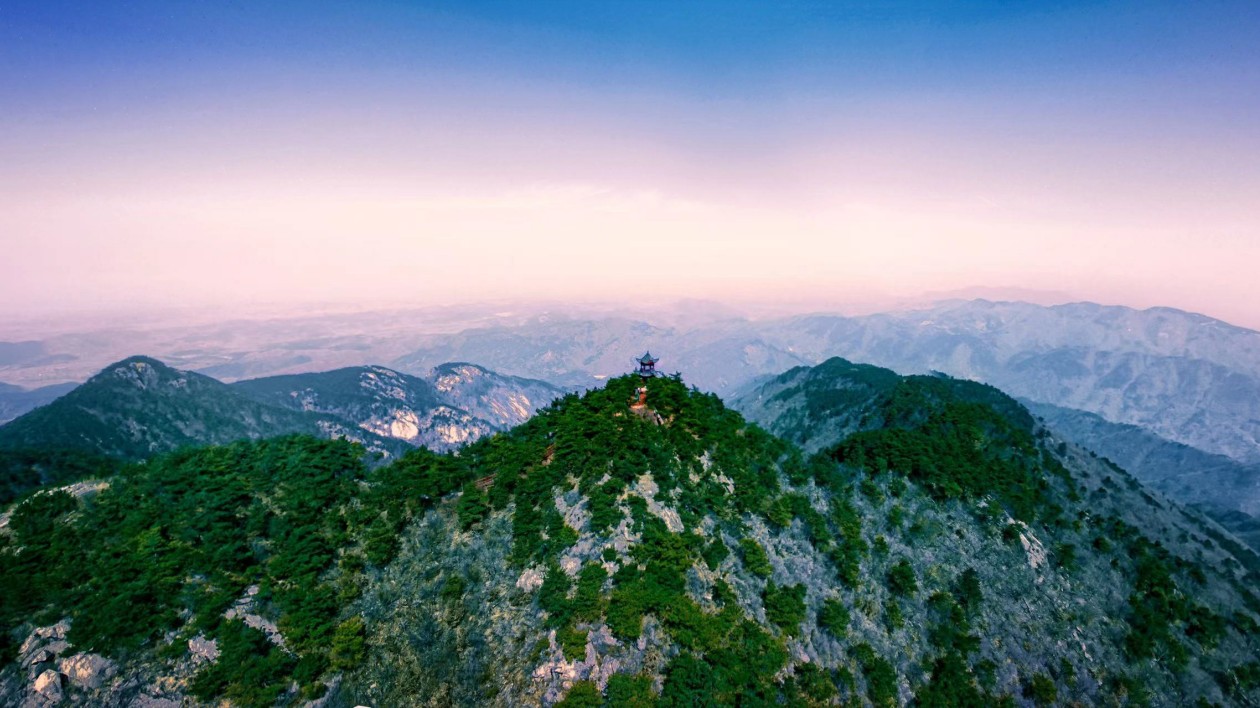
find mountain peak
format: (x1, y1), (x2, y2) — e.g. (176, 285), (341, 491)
(0, 356), (326, 459)
(93, 356), (191, 392)
(432, 361), (489, 378)
(102, 355), (175, 375)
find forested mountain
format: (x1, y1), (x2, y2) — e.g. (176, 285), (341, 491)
(0, 357), (563, 463)
(735, 358), (1260, 555)
(0, 358), (562, 506)
(757, 301), (1260, 466)
(0, 357), (348, 460)
(3, 371), (1257, 706)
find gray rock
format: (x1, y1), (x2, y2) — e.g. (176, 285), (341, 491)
(32, 670), (63, 703)
(129, 696), (182, 708)
(57, 653), (116, 690)
(187, 635), (220, 663)
(34, 621), (70, 641)
(40, 641), (70, 659)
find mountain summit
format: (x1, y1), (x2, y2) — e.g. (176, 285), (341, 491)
(0, 357), (328, 459)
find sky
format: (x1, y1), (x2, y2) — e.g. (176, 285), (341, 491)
(2, 1), (1259, 327)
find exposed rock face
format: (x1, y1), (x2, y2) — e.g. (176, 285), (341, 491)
(223, 585), (286, 648)
(1, 616), (207, 707)
(233, 363), (563, 452)
(430, 362), (563, 428)
(17, 621), (71, 674)
(515, 567), (545, 593)
(32, 621), (70, 643)
(3, 621), (127, 706)
(634, 475), (683, 533)
(31, 670), (62, 703)
(57, 653), (115, 690)
(187, 635), (219, 664)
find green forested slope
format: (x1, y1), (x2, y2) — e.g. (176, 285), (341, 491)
(1, 371), (1258, 706)
(0, 357), (326, 459)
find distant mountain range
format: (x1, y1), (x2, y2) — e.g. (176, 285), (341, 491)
(0, 356), (564, 465)
(0, 381), (76, 425)
(8, 300), (1260, 467)
(7, 299), (1260, 539)
(1024, 401), (1260, 518)
(389, 300), (1260, 465)
(1023, 401), (1260, 550)
(390, 315), (809, 392)
(757, 301), (1260, 466)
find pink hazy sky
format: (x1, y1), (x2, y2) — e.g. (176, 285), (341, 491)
(2, 2), (1258, 329)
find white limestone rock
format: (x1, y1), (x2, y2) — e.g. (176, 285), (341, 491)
(57, 653), (116, 690)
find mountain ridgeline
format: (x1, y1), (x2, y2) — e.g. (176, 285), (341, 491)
(0, 357), (565, 503)
(382, 301), (1260, 467)
(8, 299), (1260, 537)
(2, 363), (1258, 706)
(232, 361), (563, 451)
(0, 357), (340, 460)
(0, 382), (77, 426)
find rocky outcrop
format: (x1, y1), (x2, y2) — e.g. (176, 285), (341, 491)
(232, 363), (562, 453)
(1, 618), (197, 707)
(57, 653), (116, 690)
(430, 362), (564, 428)
(223, 585), (286, 648)
(5, 621), (72, 707)
(187, 635), (219, 664)
(30, 670), (62, 704)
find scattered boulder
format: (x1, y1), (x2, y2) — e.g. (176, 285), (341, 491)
(32, 670), (63, 703)
(38, 642), (70, 660)
(57, 653), (116, 690)
(34, 621), (70, 641)
(515, 567), (545, 593)
(188, 635), (220, 664)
